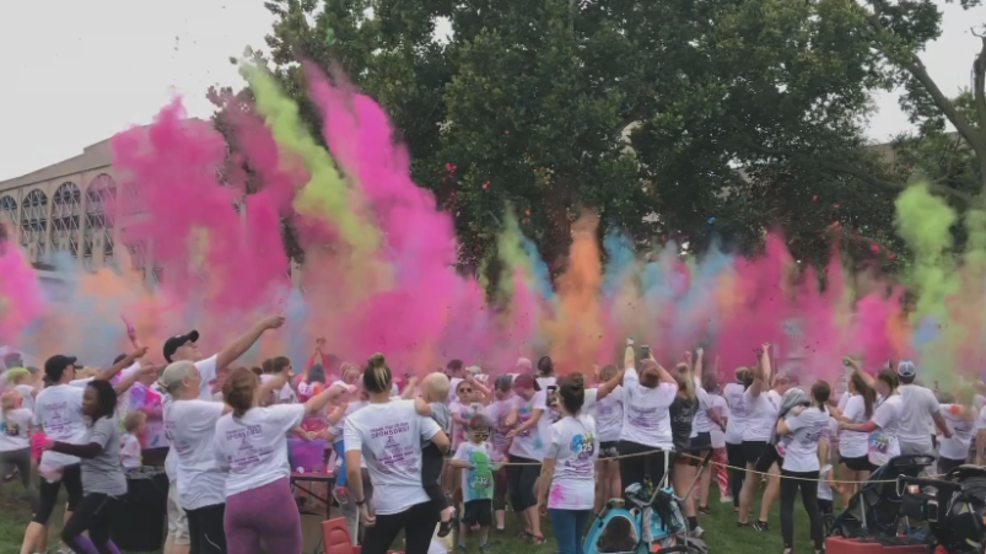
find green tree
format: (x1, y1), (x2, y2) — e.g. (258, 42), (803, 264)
(248, 0), (950, 272)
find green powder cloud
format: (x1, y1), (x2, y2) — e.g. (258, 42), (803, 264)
(240, 63), (379, 256)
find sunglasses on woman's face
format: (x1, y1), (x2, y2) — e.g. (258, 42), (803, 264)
(460, 387), (473, 394)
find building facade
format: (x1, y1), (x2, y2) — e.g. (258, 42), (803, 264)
(0, 138), (160, 283)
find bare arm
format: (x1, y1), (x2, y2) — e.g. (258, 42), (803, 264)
(624, 342), (636, 370)
(95, 346), (148, 382)
(656, 363), (676, 385)
(401, 377), (420, 400)
(414, 397), (432, 417)
(596, 370), (626, 401)
(114, 363), (157, 397)
(537, 457), (557, 509)
(508, 408), (543, 438)
(303, 381), (349, 416)
(216, 315), (285, 371)
(749, 344), (770, 397)
(504, 407), (519, 428)
(932, 411), (952, 438)
(431, 429), (451, 454)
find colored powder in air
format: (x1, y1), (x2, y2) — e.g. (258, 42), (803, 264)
(894, 182), (956, 321)
(241, 64), (381, 263)
(0, 246), (45, 345)
(547, 211), (604, 373)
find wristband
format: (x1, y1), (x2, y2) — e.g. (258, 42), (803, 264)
(355, 498), (366, 506)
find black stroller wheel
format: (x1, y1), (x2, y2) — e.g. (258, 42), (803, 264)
(822, 514), (836, 537)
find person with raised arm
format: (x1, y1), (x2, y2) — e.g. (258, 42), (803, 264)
(737, 343), (778, 529)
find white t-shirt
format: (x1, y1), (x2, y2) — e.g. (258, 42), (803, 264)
(120, 433), (142, 468)
(691, 380), (714, 436)
(742, 389), (780, 442)
(214, 404), (306, 497)
(619, 368), (677, 449)
(453, 441), (496, 501)
(584, 387), (624, 443)
(195, 356), (219, 401)
(709, 395), (728, 449)
(15, 384), (36, 413)
(723, 383), (747, 445)
(486, 399), (514, 459)
(870, 394), (904, 463)
(508, 391), (547, 461)
(1, 407), (32, 451)
(344, 400), (441, 515)
(818, 464), (834, 501)
(781, 407), (830, 472)
(259, 374), (299, 405)
(839, 394), (870, 458)
(545, 415), (599, 510)
(536, 376), (557, 391)
(164, 399), (226, 510)
(938, 405), (975, 461)
(896, 385), (939, 448)
(34, 384), (87, 466)
(976, 405), (986, 431)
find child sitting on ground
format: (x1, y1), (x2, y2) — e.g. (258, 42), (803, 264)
(450, 415), (497, 553)
(415, 372), (456, 537)
(120, 410), (145, 470)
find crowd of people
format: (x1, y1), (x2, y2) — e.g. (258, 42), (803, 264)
(1, 318), (984, 554)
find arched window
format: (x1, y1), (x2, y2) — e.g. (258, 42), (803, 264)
(83, 174), (117, 268)
(19, 189), (48, 261)
(0, 195), (16, 229)
(52, 182), (81, 258)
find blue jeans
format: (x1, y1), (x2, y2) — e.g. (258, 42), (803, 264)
(548, 508), (591, 554)
(334, 440), (346, 487)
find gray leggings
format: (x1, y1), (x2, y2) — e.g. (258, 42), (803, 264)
(0, 448), (36, 508)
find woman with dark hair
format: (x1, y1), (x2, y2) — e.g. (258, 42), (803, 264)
(214, 367), (350, 554)
(536, 356), (556, 391)
(537, 374), (599, 554)
(775, 380), (832, 554)
(833, 360), (878, 503)
(344, 354), (451, 554)
(840, 370), (903, 468)
(45, 375), (150, 554)
(737, 343), (780, 530)
(20, 349), (147, 554)
(722, 367), (749, 513)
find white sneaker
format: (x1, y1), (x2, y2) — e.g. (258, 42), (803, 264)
(720, 495), (733, 503)
(689, 526), (705, 539)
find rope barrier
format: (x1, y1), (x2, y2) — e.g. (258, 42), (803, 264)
(490, 447), (945, 485)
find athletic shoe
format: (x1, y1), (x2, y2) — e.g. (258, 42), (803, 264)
(456, 545), (467, 553)
(689, 526), (705, 539)
(697, 505), (710, 514)
(754, 520), (770, 532)
(479, 544), (491, 554)
(720, 495), (733, 503)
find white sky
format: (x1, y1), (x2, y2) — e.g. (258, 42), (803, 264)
(0, 0), (982, 181)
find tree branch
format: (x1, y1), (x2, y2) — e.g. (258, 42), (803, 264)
(742, 142), (982, 207)
(972, 30), (986, 139)
(863, 2), (986, 160)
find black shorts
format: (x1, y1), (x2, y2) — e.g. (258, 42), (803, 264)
(938, 456), (965, 476)
(742, 441), (768, 464)
(599, 441), (620, 460)
(462, 499), (493, 526)
(691, 432), (712, 451)
(754, 444), (782, 473)
(841, 455), (875, 472)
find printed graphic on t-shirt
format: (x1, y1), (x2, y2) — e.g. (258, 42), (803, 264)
(370, 421), (416, 475)
(1, 417), (22, 438)
(466, 449), (493, 500)
(223, 424), (275, 472)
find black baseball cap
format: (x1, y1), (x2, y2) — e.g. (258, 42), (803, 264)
(163, 330), (200, 363)
(44, 355), (79, 382)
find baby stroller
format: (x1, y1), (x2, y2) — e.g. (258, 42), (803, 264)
(584, 449), (711, 554)
(830, 454), (935, 541)
(899, 464), (986, 554)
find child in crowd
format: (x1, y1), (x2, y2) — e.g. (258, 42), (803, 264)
(298, 364), (330, 438)
(415, 372), (456, 537)
(1, 390), (35, 507)
(451, 415), (497, 553)
(120, 410), (145, 470)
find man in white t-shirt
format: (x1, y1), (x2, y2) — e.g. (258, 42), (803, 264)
(160, 314), (285, 554)
(895, 361), (950, 457)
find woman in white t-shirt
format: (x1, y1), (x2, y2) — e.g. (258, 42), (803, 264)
(504, 373), (548, 544)
(737, 344), (777, 528)
(832, 366), (878, 504)
(611, 340), (678, 493)
(722, 368), (749, 512)
(214, 367), (349, 554)
(840, 370), (903, 469)
(585, 364), (624, 516)
(537, 374), (599, 554)
(937, 392), (977, 475)
(775, 380), (832, 554)
(344, 354), (450, 554)
(535, 356), (557, 392)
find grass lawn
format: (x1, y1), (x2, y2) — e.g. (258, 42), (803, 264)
(0, 482), (818, 554)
